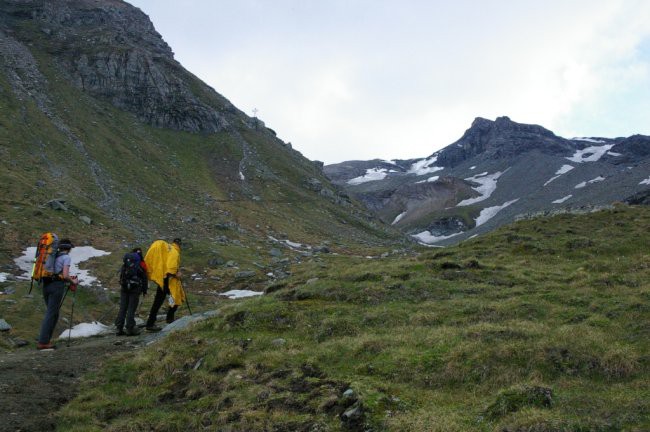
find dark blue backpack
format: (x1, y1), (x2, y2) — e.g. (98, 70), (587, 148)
(120, 252), (142, 292)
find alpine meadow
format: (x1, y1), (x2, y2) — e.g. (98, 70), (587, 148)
(0, 1), (648, 432)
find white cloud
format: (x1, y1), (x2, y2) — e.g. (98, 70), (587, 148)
(129, 1), (650, 163)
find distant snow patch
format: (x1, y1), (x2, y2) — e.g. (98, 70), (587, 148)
(475, 199), (519, 227)
(221, 290), (263, 299)
(412, 231), (462, 245)
(392, 211), (407, 225)
(267, 236), (309, 250)
(239, 171), (245, 180)
(566, 144), (614, 163)
(59, 321), (113, 339)
(457, 171), (504, 206)
(415, 175), (440, 184)
(552, 195), (573, 204)
(575, 176), (605, 189)
(544, 164), (574, 186)
(470, 166), (476, 170)
(347, 168), (388, 185)
(408, 155), (444, 175)
(572, 137), (606, 143)
(607, 151), (622, 157)
(640, 176), (650, 185)
(15, 246), (111, 286)
(0, 272), (9, 282)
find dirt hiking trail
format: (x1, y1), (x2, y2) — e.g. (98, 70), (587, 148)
(0, 334), (147, 432)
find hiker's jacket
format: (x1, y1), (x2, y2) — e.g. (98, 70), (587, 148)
(166, 243), (185, 307)
(144, 240), (185, 306)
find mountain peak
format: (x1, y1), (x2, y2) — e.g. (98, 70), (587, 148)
(436, 116), (572, 167)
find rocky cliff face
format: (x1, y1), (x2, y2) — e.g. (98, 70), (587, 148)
(436, 116), (575, 167)
(1, 0), (236, 133)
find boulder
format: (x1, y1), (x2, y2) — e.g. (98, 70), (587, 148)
(0, 319), (12, 331)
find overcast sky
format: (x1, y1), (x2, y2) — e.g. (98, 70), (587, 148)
(128, 0), (650, 164)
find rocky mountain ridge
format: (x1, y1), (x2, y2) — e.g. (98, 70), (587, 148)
(0, 0), (402, 275)
(325, 116), (650, 245)
(0, 0), (236, 133)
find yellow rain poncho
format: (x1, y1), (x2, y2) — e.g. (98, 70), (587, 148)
(144, 240), (185, 307)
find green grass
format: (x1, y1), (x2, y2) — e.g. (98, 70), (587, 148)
(56, 206), (650, 431)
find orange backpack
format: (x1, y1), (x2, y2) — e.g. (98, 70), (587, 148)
(31, 232), (60, 281)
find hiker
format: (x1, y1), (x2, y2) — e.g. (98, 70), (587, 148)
(114, 248), (148, 336)
(144, 238), (186, 332)
(37, 239), (78, 350)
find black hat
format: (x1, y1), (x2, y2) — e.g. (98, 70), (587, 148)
(172, 238), (182, 246)
(59, 239), (75, 250)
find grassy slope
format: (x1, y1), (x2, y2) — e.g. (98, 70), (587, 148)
(0, 34), (400, 269)
(56, 205), (650, 431)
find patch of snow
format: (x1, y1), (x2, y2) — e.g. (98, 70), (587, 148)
(572, 137), (606, 143)
(284, 240), (302, 249)
(544, 164), (574, 186)
(475, 199), (519, 227)
(607, 151), (622, 157)
(470, 166), (476, 170)
(640, 176), (650, 185)
(457, 171), (504, 206)
(347, 168), (389, 185)
(412, 231), (463, 244)
(0, 272), (9, 282)
(267, 236), (308, 250)
(392, 211), (407, 225)
(407, 155), (444, 175)
(220, 290), (264, 299)
(566, 144), (614, 163)
(239, 171), (245, 180)
(59, 321), (113, 339)
(575, 176), (606, 189)
(552, 195), (573, 204)
(415, 175), (440, 184)
(15, 246), (111, 285)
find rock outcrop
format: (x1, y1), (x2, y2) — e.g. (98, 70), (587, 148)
(0, 0), (237, 133)
(436, 116), (575, 167)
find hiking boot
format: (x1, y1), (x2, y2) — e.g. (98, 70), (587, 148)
(116, 328), (126, 336)
(126, 327), (141, 336)
(145, 325), (161, 332)
(37, 342), (56, 350)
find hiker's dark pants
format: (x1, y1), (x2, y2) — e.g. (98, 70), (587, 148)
(38, 280), (65, 344)
(115, 287), (141, 331)
(146, 277), (177, 327)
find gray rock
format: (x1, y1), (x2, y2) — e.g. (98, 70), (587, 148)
(208, 256), (226, 267)
(47, 199), (68, 211)
(79, 215), (92, 225)
(3, 286), (16, 294)
(225, 260), (237, 268)
(343, 389), (355, 398)
(305, 177), (323, 192)
(0, 319), (12, 331)
(11, 337), (29, 347)
(269, 248), (283, 257)
(314, 245), (330, 253)
(235, 270), (256, 280)
(340, 404), (364, 425)
(306, 278), (319, 285)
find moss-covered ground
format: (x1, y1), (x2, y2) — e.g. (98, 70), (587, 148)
(53, 205), (650, 431)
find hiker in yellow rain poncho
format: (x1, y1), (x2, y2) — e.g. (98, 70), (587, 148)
(144, 238), (186, 332)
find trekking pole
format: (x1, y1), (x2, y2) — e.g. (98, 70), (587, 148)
(67, 285), (77, 347)
(181, 283), (192, 315)
(58, 284), (70, 311)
